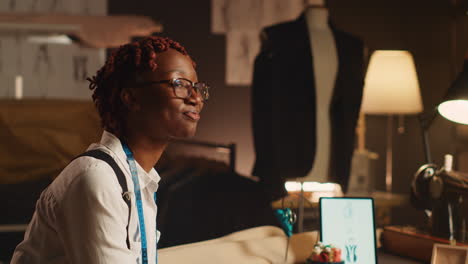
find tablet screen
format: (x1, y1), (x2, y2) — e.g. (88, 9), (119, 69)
(319, 197), (378, 264)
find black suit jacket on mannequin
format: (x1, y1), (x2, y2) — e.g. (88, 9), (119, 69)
(251, 13), (365, 200)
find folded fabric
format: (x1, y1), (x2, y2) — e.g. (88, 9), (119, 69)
(159, 226), (318, 264)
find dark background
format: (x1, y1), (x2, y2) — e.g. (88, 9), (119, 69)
(110, 0), (468, 221)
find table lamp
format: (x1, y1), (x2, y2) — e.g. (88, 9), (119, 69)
(437, 59), (468, 125)
(419, 55), (468, 164)
(361, 50), (423, 193)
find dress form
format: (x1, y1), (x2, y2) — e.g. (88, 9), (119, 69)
(301, 5), (338, 183)
(251, 0), (365, 201)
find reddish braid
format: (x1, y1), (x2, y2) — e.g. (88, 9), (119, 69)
(87, 36), (195, 136)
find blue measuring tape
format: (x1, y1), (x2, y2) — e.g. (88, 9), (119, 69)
(122, 143), (158, 264)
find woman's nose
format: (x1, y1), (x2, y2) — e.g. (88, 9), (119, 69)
(187, 88), (204, 106)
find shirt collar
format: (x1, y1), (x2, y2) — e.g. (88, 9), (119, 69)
(99, 131), (160, 192)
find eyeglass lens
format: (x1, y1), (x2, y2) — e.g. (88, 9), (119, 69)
(173, 78), (209, 101)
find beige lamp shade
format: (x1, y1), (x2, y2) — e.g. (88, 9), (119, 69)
(361, 50), (423, 115)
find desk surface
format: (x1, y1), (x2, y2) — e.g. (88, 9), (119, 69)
(378, 250), (423, 264)
(272, 191), (408, 209)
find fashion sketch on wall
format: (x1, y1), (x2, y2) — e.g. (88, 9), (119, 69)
(211, 0), (305, 85)
(0, 0), (107, 99)
(5, 0), (99, 14)
(34, 44), (54, 97)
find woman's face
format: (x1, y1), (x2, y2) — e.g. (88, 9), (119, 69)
(130, 48), (204, 140)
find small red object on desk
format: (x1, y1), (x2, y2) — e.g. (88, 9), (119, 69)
(306, 242), (345, 264)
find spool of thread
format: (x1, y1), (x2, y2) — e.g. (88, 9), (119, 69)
(444, 154), (453, 172)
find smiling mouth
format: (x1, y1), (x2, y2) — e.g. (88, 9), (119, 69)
(183, 111), (200, 121)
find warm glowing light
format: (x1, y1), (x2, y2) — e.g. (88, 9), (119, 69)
(362, 50), (423, 115)
(27, 35), (72, 45)
(284, 181), (343, 202)
(285, 181), (341, 192)
(285, 181), (303, 192)
(438, 100), (468, 125)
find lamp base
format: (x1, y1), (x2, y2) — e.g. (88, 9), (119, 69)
(347, 149), (378, 195)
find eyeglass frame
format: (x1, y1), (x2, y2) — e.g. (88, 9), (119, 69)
(135, 77), (210, 102)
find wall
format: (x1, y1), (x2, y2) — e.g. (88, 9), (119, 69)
(109, 0), (468, 224)
(0, 0), (107, 99)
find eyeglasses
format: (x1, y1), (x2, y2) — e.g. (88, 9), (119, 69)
(138, 78), (210, 102)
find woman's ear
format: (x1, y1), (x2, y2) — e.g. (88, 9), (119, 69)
(120, 88), (140, 112)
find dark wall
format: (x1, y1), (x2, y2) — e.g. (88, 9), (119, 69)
(109, 0), (468, 223)
(329, 0), (467, 194)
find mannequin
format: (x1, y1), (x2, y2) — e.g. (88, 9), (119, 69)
(303, 4), (337, 182)
(251, 0), (365, 200)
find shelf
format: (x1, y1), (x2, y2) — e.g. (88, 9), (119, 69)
(0, 13), (163, 48)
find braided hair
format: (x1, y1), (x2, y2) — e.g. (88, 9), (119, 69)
(87, 36), (194, 136)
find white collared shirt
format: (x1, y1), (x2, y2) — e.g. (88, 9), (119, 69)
(11, 131), (161, 264)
